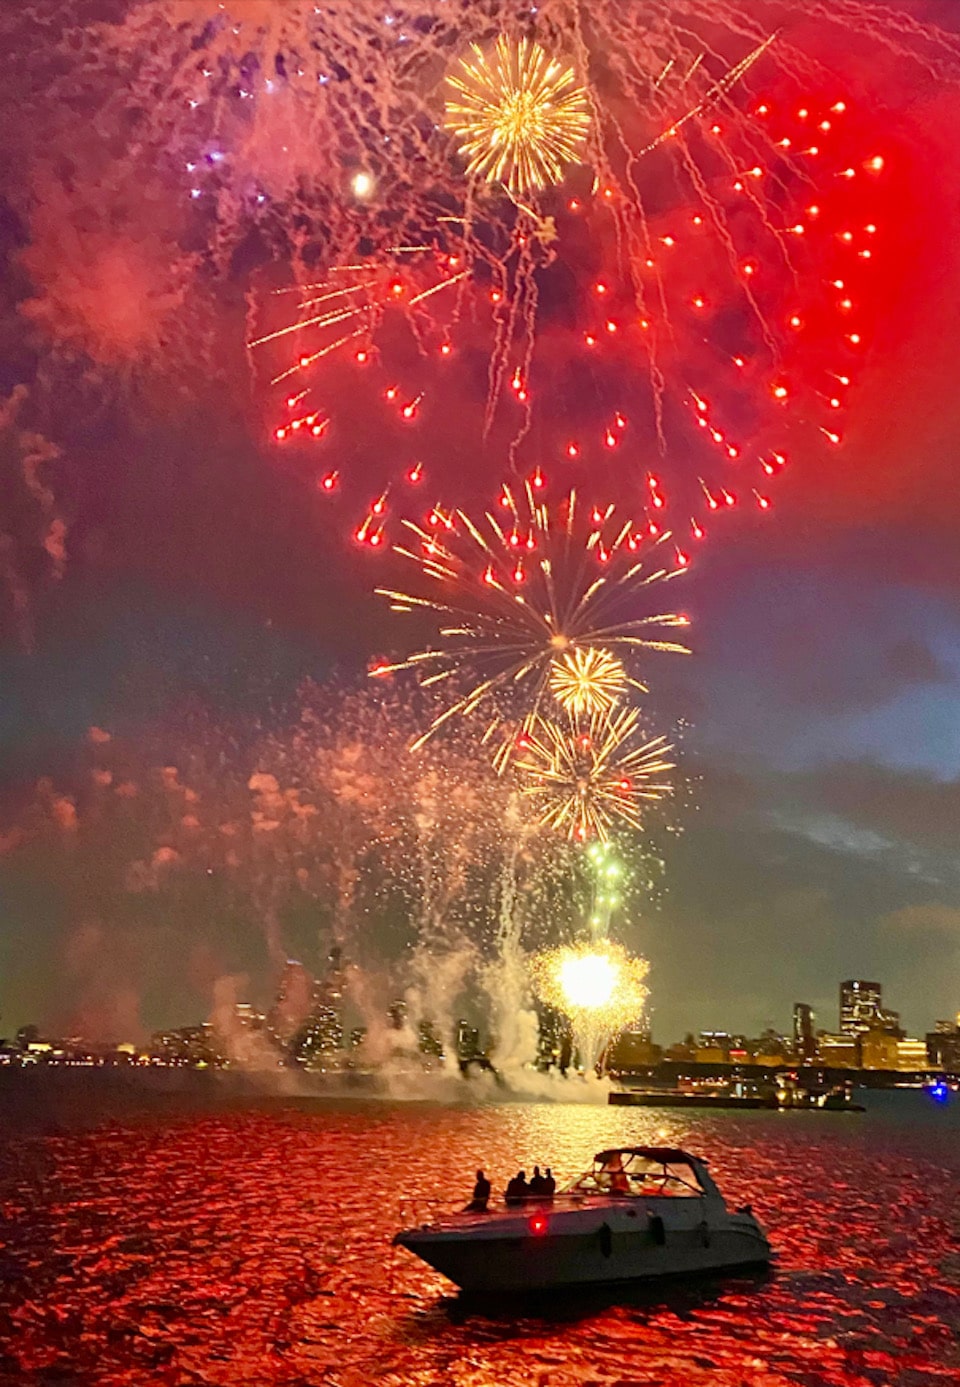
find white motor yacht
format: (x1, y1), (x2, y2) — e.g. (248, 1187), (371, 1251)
(393, 1146), (771, 1293)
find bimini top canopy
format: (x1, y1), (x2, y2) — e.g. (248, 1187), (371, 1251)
(563, 1147), (715, 1200)
(594, 1147), (704, 1166)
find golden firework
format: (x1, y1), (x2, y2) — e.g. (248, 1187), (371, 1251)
(549, 647), (628, 717)
(531, 939), (650, 1036)
(374, 482), (690, 757)
(516, 706), (674, 842)
(445, 37), (590, 196)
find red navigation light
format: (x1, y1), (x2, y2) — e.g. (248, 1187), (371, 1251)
(529, 1213), (549, 1236)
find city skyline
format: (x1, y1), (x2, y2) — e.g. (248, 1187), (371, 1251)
(6, 955), (957, 1077)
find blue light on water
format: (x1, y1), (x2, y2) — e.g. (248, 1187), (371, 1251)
(928, 1082), (950, 1103)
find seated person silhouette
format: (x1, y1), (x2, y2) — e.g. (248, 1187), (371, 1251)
(466, 1168), (491, 1212)
(543, 1167), (556, 1198)
(504, 1170), (529, 1205)
(528, 1165), (547, 1197)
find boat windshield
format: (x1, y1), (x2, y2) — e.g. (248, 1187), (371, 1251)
(562, 1150), (703, 1198)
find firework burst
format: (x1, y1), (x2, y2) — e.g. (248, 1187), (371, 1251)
(444, 36), (590, 197)
(531, 938), (650, 1041)
(548, 646), (630, 718)
(515, 707), (674, 842)
(373, 481), (690, 752)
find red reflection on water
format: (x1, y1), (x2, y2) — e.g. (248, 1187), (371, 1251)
(0, 1095), (958, 1386)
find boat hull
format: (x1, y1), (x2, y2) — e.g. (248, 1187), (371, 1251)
(395, 1215), (770, 1293)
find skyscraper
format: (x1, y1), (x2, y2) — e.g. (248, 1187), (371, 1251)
(839, 980), (902, 1037)
(793, 1003), (816, 1061)
(289, 945), (346, 1063)
(839, 980), (882, 1035)
(269, 959), (313, 1045)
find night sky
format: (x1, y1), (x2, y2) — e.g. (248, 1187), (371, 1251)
(2, 0), (960, 1045)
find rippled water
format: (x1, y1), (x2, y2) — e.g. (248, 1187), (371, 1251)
(1, 1084), (958, 1386)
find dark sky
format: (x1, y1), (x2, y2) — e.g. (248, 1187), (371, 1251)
(2, 1), (960, 1044)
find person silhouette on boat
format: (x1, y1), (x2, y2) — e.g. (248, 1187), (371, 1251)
(604, 1152), (630, 1194)
(504, 1170), (528, 1205)
(466, 1169), (491, 1212)
(543, 1167), (556, 1198)
(529, 1165), (547, 1197)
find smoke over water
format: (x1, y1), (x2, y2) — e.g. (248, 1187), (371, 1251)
(0, 680), (659, 1102)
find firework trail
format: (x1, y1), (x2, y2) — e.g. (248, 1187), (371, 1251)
(0, 388), (66, 651)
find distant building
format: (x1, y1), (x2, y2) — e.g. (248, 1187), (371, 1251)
(292, 945), (347, 1062)
(456, 1019), (481, 1063)
(816, 1032), (859, 1067)
(15, 1024), (41, 1050)
(664, 1034), (697, 1062)
(417, 1020), (444, 1060)
(151, 1023), (224, 1066)
(536, 1007), (569, 1068)
(861, 1030), (900, 1070)
(268, 959), (313, 1045)
(839, 980), (881, 1034)
(748, 1030), (789, 1067)
(695, 1045), (729, 1065)
(293, 1005), (343, 1060)
(696, 1031), (731, 1064)
(607, 1030), (663, 1071)
(895, 1038), (929, 1072)
(793, 1003), (817, 1062)
(926, 1015), (960, 1070)
(839, 980), (902, 1037)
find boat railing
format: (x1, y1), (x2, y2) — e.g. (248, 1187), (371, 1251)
(397, 1194), (475, 1227)
(397, 1189), (668, 1228)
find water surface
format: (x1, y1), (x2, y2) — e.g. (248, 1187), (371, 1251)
(1, 1084), (957, 1386)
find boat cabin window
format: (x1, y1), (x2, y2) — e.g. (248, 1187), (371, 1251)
(563, 1151), (703, 1198)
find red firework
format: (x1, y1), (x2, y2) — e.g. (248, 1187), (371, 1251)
(253, 80), (887, 569)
